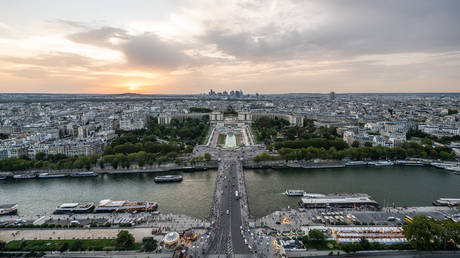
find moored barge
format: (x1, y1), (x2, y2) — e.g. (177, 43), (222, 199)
(13, 174), (36, 179)
(94, 199), (158, 213)
(432, 198), (460, 207)
(70, 171), (98, 177)
(53, 202), (95, 214)
(345, 161), (368, 166)
(299, 193), (379, 210)
(38, 173), (68, 179)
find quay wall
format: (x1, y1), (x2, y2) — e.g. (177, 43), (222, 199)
(0, 227), (154, 243)
(1, 158), (447, 177)
(0, 161), (219, 177)
(243, 159), (346, 169)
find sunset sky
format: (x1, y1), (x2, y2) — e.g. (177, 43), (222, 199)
(1, 0), (459, 94)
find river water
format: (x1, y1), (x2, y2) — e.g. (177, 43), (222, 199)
(0, 171), (216, 218)
(245, 166), (460, 217)
(0, 166), (459, 218)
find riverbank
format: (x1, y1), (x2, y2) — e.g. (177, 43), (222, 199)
(244, 158), (460, 171)
(3, 156), (457, 179)
(255, 206), (459, 233)
(244, 159), (346, 169)
(0, 213), (207, 243)
(0, 161), (219, 178)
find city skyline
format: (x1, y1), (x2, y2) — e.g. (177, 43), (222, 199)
(1, 0), (460, 94)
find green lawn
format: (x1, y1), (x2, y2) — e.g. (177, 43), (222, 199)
(3, 239), (143, 252)
(217, 134), (226, 145)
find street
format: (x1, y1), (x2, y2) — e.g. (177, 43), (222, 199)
(207, 154), (251, 256)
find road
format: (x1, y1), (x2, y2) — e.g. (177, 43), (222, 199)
(207, 153), (251, 256)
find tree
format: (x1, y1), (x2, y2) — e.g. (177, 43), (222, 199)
(204, 153), (211, 161)
(340, 242), (361, 253)
(69, 240), (83, 251)
(359, 237), (371, 250)
(403, 215), (460, 250)
(351, 141), (360, 148)
(143, 238), (157, 252)
(116, 230), (135, 250)
(308, 230), (326, 241)
(303, 230), (328, 249)
(448, 109), (458, 115)
(60, 242), (69, 252)
(138, 159), (145, 167)
(0, 240), (5, 250)
(184, 145), (193, 153)
(189, 107), (212, 113)
(35, 152), (47, 161)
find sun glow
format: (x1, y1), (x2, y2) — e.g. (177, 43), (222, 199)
(128, 83), (141, 91)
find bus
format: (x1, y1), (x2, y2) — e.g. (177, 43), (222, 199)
(404, 215), (413, 223)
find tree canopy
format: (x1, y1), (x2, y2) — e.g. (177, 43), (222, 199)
(189, 107), (212, 113)
(403, 215), (460, 250)
(115, 230), (135, 250)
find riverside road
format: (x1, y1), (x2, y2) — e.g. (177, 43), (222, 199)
(207, 152), (251, 256)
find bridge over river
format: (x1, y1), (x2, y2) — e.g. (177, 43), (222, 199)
(206, 152), (253, 256)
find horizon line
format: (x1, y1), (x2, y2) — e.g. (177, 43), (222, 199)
(1, 91), (460, 95)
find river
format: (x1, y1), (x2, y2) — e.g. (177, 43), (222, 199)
(245, 166), (460, 217)
(0, 166), (459, 218)
(0, 171), (216, 218)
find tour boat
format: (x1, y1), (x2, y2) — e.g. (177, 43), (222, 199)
(54, 202), (95, 214)
(154, 175), (183, 183)
(285, 190), (305, 196)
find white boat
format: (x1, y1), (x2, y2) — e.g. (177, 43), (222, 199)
(54, 202), (95, 214)
(285, 190), (305, 196)
(38, 173), (67, 179)
(154, 175), (183, 183)
(13, 174), (36, 179)
(433, 198), (460, 206)
(0, 204), (18, 216)
(94, 199), (158, 213)
(345, 161), (367, 166)
(430, 162), (457, 169)
(368, 161), (394, 166)
(70, 171), (98, 177)
(303, 193), (327, 198)
(395, 160), (425, 166)
(445, 166), (460, 172)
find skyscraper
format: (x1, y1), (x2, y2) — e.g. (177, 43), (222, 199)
(329, 91), (336, 100)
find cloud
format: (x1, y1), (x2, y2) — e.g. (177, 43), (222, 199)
(1, 0), (460, 93)
(68, 26), (129, 49)
(54, 19), (90, 30)
(200, 26), (312, 61)
(62, 0), (460, 70)
(1, 52), (96, 68)
(64, 24), (195, 70)
(0, 22), (11, 31)
(200, 0), (460, 61)
(121, 33), (191, 69)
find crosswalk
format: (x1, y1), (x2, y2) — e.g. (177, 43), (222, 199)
(226, 237), (234, 255)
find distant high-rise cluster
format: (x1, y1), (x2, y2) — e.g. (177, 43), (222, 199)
(208, 89), (246, 98)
